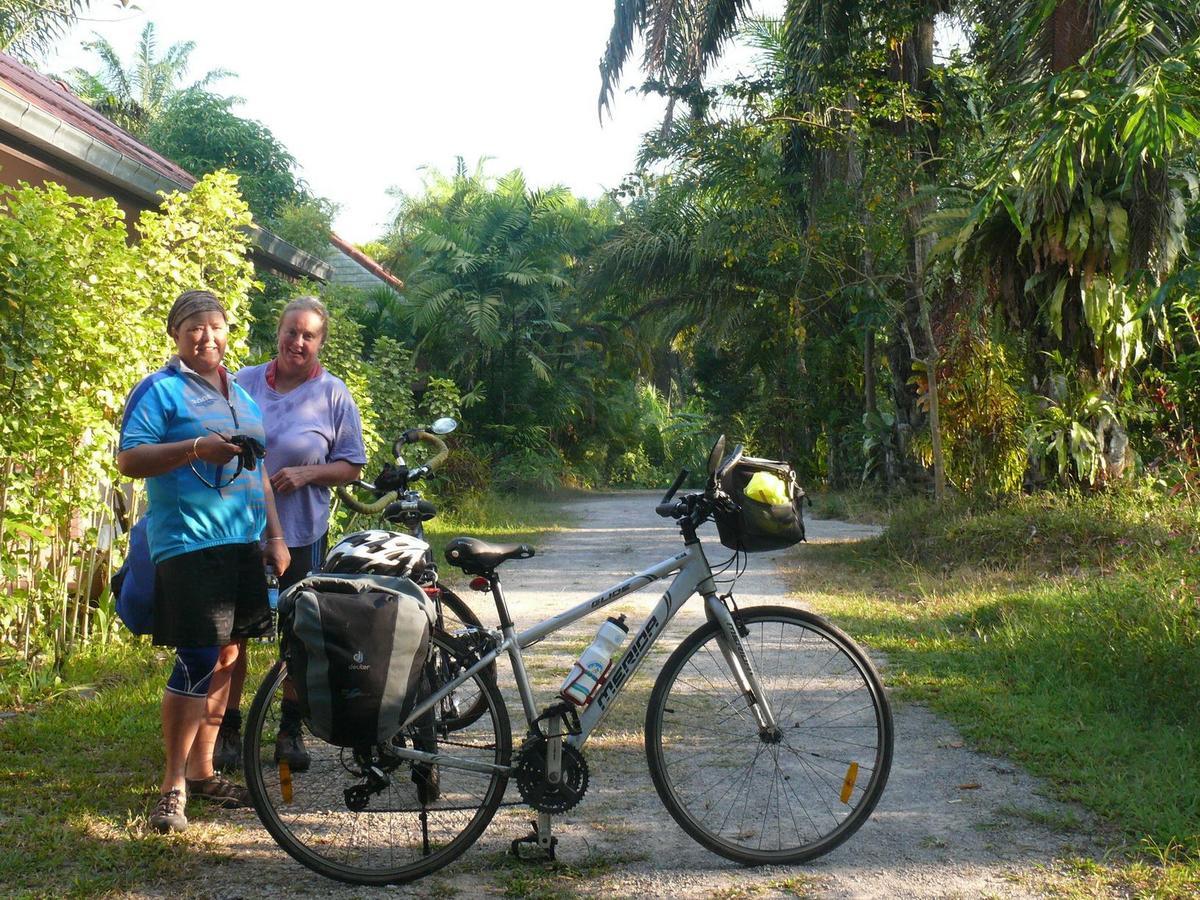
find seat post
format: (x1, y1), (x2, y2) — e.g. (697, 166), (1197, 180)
(487, 572), (539, 723)
(486, 572), (516, 631)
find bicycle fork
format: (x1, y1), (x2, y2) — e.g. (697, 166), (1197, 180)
(704, 594), (780, 737)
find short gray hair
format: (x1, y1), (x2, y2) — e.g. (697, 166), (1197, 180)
(278, 295), (329, 339)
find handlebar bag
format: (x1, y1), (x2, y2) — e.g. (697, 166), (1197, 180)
(279, 573), (435, 747)
(714, 456), (807, 552)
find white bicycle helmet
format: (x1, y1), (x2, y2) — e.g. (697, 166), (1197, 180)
(322, 529), (429, 577)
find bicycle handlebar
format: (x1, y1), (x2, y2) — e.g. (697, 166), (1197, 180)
(660, 468), (689, 504)
(336, 482), (398, 515)
(336, 427), (451, 515)
(392, 430), (449, 471)
(655, 499), (685, 518)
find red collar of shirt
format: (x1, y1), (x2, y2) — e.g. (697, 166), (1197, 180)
(265, 359), (324, 390)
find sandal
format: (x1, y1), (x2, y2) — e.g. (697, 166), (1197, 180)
(185, 773), (252, 809)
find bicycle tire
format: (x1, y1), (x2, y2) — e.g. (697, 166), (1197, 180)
(244, 643), (511, 886)
(645, 605), (892, 865)
(432, 584), (492, 732)
(435, 583), (482, 632)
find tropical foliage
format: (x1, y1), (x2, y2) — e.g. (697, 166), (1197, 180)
(63, 20), (335, 247)
(0, 0), (114, 60)
(576, 0), (1200, 499)
(62, 22), (230, 136)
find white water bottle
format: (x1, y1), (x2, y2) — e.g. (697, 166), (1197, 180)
(560, 614), (629, 706)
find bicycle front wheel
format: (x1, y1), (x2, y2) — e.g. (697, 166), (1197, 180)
(645, 605), (892, 865)
(245, 643), (511, 885)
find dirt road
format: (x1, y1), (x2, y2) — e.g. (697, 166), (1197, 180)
(175, 491), (1097, 899)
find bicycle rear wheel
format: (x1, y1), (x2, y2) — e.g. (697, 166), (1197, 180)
(645, 605), (892, 865)
(244, 642), (511, 885)
(432, 584), (491, 732)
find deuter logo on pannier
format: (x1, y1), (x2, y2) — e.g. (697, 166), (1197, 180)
(278, 574), (434, 748)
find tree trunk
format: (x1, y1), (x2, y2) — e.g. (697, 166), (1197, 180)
(864, 330), (877, 417)
(1048, 0), (1095, 72)
(886, 16), (942, 493)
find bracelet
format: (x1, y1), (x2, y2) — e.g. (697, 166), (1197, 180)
(267, 537), (286, 542)
(187, 436), (201, 463)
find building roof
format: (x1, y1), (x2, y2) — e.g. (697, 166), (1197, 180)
(329, 233), (405, 292)
(0, 50), (331, 282)
(0, 52), (196, 186)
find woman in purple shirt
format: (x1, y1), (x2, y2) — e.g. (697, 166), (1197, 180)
(216, 296), (368, 771)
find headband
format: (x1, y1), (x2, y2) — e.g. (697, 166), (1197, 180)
(167, 291), (227, 336)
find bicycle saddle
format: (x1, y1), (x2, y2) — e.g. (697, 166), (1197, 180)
(444, 536), (536, 575)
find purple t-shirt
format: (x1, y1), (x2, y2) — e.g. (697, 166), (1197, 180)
(235, 363), (367, 547)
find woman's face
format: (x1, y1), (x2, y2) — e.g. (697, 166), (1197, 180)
(172, 311), (228, 374)
(276, 309), (326, 378)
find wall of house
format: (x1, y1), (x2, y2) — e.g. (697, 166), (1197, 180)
(0, 141), (147, 223)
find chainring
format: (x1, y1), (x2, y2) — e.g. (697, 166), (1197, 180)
(514, 735), (589, 814)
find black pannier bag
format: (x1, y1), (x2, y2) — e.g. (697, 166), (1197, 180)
(714, 455), (807, 552)
(279, 573), (435, 747)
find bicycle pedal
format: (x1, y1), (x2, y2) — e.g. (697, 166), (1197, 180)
(510, 822), (557, 862)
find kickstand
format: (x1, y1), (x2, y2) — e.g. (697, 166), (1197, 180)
(510, 812), (557, 862)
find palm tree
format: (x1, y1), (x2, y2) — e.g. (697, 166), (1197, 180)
(598, 0), (754, 125)
(62, 21), (230, 136)
(391, 162), (613, 428)
(0, 0), (103, 61)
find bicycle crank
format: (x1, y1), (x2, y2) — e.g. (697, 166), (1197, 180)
(514, 736), (588, 814)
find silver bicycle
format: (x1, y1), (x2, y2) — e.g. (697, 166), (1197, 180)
(244, 437), (894, 884)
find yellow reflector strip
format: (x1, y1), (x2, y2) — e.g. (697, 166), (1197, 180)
(839, 762), (859, 804)
(279, 759), (293, 804)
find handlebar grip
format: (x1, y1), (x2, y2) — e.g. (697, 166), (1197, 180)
(655, 501), (682, 518)
(335, 484), (399, 515)
(661, 468), (689, 504)
(415, 431), (449, 471)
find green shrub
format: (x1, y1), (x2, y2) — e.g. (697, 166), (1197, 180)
(0, 172), (256, 665)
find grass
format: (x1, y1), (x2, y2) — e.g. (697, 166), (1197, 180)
(0, 640), (272, 897)
(486, 848), (620, 899)
(783, 484), (1200, 894)
(0, 494), (565, 896)
(806, 488), (897, 525)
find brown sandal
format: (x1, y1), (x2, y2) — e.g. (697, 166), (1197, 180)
(185, 774), (251, 809)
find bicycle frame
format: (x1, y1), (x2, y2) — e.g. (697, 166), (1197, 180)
(390, 535), (780, 776)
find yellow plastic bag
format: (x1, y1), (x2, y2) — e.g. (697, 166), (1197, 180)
(744, 471), (790, 505)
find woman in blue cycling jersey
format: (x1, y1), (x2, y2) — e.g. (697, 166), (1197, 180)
(118, 290), (290, 833)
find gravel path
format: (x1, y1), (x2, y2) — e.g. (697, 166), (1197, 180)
(170, 491), (1099, 899)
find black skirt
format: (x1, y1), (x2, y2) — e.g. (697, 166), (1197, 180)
(153, 542), (271, 647)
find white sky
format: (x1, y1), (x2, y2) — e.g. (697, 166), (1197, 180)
(41, 1), (773, 244)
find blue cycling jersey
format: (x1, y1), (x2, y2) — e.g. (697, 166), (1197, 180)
(119, 357), (268, 564)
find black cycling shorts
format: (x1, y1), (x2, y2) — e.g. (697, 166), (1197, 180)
(279, 532), (329, 592)
(153, 542), (271, 647)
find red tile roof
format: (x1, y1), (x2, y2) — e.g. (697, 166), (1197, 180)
(329, 233), (404, 291)
(0, 50), (195, 186)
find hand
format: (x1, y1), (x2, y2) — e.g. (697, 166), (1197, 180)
(264, 539), (291, 576)
(270, 465), (312, 495)
(194, 434), (241, 465)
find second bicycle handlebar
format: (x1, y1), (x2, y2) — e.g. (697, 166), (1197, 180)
(336, 429), (450, 515)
